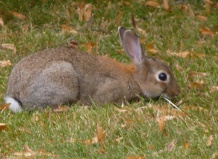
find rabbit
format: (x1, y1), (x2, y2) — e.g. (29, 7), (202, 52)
(5, 27), (180, 113)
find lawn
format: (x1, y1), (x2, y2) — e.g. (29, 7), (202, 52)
(0, 0), (218, 158)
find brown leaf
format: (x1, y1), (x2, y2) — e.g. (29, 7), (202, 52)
(188, 71), (208, 77)
(210, 86), (218, 93)
(157, 114), (165, 132)
(199, 27), (215, 36)
(167, 50), (190, 58)
(53, 105), (70, 113)
(62, 24), (78, 34)
(125, 156), (146, 159)
(181, 4), (195, 17)
(0, 17), (4, 26)
(0, 44), (16, 53)
(116, 11), (122, 26)
(114, 106), (127, 112)
(206, 135), (214, 146)
(84, 4), (92, 21)
(163, 0), (170, 11)
(189, 81), (204, 89)
(10, 11), (27, 20)
(145, 1), (160, 8)
(0, 123), (7, 131)
(184, 142), (189, 149)
(131, 14), (137, 29)
(196, 15), (208, 21)
(96, 124), (105, 142)
(0, 103), (10, 112)
(0, 60), (12, 67)
(210, 152), (218, 159)
(146, 42), (158, 54)
(85, 42), (96, 54)
(167, 140), (176, 151)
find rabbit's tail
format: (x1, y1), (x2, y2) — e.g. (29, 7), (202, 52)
(4, 96), (22, 113)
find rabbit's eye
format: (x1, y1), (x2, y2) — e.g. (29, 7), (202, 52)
(158, 72), (167, 81)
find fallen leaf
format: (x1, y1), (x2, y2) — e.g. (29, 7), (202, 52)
(0, 60), (12, 67)
(157, 114), (165, 132)
(206, 135), (214, 146)
(131, 14), (137, 29)
(85, 42), (96, 54)
(0, 103), (10, 112)
(181, 4), (195, 16)
(0, 44), (16, 53)
(96, 124), (105, 142)
(62, 24), (78, 34)
(196, 15), (208, 21)
(210, 86), (218, 93)
(53, 105), (70, 113)
(189, 81), (204, 89)
(210, 152), (218, 159)
(188, 71), (208, 77)
(0, 17), (4, 26)
(145, 1), (160, 8)
(163, 0), (170, 11)
(184, 142), (189, 149)
(77, 3), (92, 22)
(167, 50), (190, 58)
(146, 42), (158, 54)
(125, 156), (146, 159)
(10, 11), (27, 20)
(83, 3), (92, 21)
(167, 140), (176, 151)
(114, 106), (127, 112)
(199, 27), (215, 36)
(0, 123), (7, 131)
(116, 11), (122, 26)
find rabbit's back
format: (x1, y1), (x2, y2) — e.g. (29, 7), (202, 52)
(6, 47), (141, 109)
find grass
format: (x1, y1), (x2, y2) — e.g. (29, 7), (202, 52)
(0, 0), (218, 158)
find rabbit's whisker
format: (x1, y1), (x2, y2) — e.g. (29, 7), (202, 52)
(163, 97), (182, 111)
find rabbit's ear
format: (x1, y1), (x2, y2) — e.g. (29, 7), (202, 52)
(118, 27), (127, 48)
(119, 28), (145, 65)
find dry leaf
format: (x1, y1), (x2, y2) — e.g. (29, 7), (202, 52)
(184, 142), (189, 148)
(116, 11), (122, 26)
(96, 124), (105, 142)
(145, 1), (160, 8)
(0, 103), (10, 112)
(146, 42), (158, 54)
(131, 14), (137, 29)
(181, 4), (195, 16)
(62, 24), (78, 34)
(210, 86), (218, 93)
(114, 106), (127, 112)
(163, 0), (170, 11)
(157, 115), (165, 132)
(199, 27), (215, 36)
(167, 50), (190, 58)
(206, 135), (214, 146)
(189, 81), (204, 89)
(77, 3), (92, 22)
(0, 60), (12, 67)
(167, 140), (176, 151)
(0, 123), (7, 131)
(210, 152), (218, 159)
(0, 43), (16, 53)
(10, 11), (27, 20)
(53, 105), (70, 113)
(125, 156), (146, 159)
(0, 17), (4, 26)
(196, 15), (208, 21)
(188, 71), (208, 77)
(85, 42), (96, 54)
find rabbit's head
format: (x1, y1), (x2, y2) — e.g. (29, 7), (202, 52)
(119, 27), (180, 99)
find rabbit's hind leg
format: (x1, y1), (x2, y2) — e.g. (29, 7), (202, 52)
(22, 61), (79, 110)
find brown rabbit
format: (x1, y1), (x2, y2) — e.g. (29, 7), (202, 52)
(5, 27), (180, 112)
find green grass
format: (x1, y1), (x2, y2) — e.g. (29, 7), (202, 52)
(0, 0), (218, 158)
